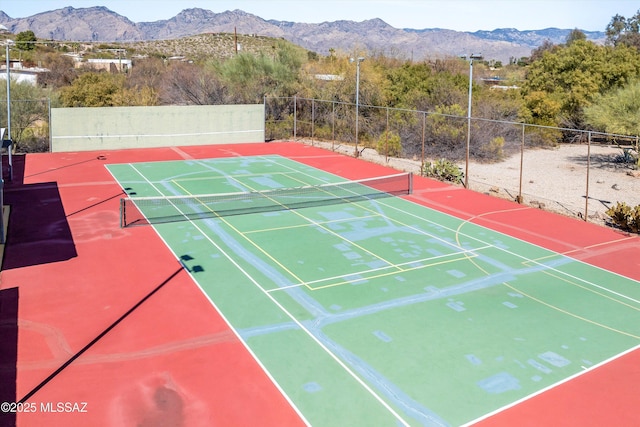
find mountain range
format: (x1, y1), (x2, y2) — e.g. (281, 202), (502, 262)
(0, 6), (607, 63)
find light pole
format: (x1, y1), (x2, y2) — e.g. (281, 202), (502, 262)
(350, 56), (364, 157)
(464, 53), (482, 188)
(4, 40), (13, 182)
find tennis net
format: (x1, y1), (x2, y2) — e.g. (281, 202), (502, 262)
(120, 172), (413, 227)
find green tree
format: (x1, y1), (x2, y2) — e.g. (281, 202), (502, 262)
(15, 30), (37, 51)
(584, 80), (640, 136)
(60, 71), (161, 107)
(566, 29), (587, 45)
(606, 11), (640, 50)
(381, 59), (469, 111)
(382, 62), (434, 108)
(60, 72), (125, 107)
(218, 40), (305, 103)
(425, 104), (467, 157)
(0, 81), (53, 151)
(522, 40), (640, 132)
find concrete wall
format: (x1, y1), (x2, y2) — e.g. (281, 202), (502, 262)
(50, 104), (264, 152)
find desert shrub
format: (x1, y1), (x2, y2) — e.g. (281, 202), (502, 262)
(606, 202), (640, 233)
(313, 124), (334, 140)
(424, 105), (467, 158)
(266, 114), (294, 140)
(376, 130), (402, 157)
(614, 148), (639, 168)
(422, 158), (464, 184)
(479, 136), (505, 161)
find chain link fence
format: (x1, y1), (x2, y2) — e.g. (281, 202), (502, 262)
(265, 96), (640, 224)
(0, 98), (51, 153)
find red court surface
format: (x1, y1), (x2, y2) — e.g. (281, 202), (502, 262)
(0, 142), (639, 426)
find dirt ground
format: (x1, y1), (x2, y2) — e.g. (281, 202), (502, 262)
(303, 140), (640, 226)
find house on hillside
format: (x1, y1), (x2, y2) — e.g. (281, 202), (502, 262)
(82, 58), (132, 73)
(0, 62), (49, 86)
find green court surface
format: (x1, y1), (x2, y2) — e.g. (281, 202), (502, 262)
(107, 155), (640, 426)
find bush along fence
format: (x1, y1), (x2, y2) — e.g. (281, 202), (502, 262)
(0, 98), (51, 153)
(265, 95), (640, 230)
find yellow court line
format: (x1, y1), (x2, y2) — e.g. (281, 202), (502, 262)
(265, 164), (487, 259)
(502, 281), (640, 340)
(518, 254), (640, 309)
(171, 176), (223, 185)
(183, 161), (640, 341)
(468, 249), (640, 336)
(172, 171), (299, 184)
(172, 180), (307, 285)
(452, 207), (532, 274)
(243, 213), (383, 235)
(525, 236), (638, 264)
(538, 269), (640, 312)
(290, 246), (492, 291)
(450, 207), (640, 316)
(227, 175), (402, 274)
(146, 163), (411, 426)
(303, 253), (480, 291)
(270, 167), (507, 288)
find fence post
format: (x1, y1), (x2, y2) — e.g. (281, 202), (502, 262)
(517, 123), (525, 203)
(48, 97), (52, 153)
(332, 101), (336, 151)
(293, 96), (297, 141)
(311, 98), (315, 145)
(584, 131), (591, 222)
(421, 111), (426, 173)
(385, 107), (389, 162)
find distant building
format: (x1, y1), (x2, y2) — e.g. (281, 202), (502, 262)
(82, 58), (132, 73)
(489, 85), (520, 91)
(0, 62), (49, 86)
(314, 74), (344, 81)
(481, 77), (519, 90)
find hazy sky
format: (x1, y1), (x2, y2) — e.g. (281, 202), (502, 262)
(2, 0), (639, 32)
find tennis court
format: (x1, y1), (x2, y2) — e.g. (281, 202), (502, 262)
(105, 154), (640, 427)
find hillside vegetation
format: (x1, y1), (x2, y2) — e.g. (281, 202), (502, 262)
(123, 33), (304, 61)
(1, 10), (640, 173)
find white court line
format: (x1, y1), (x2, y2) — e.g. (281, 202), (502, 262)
(262, 154), (639, 288)
(257, 155), (640, 304)
(461, 343), (640, 427)
(266, 245), (493, 293)
(117, 163), (312, 426)
(53, 129), (262, 139)
(125, 162), (412, 427)
(115, 156), (640, 426)
(372, 197), (640, 305)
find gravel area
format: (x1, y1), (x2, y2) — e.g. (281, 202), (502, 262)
(302, 139), (640, 225)
(464, 144), (640, 220)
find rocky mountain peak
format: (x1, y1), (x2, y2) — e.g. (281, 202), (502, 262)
(0, 6), (606, 63)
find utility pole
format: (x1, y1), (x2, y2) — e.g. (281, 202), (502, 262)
(463, 53), (482, 188)
(350, 56), (365, 157)
(5, 40), (13, 181)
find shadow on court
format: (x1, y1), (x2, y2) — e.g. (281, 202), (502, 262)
(2, 154), (76, 269)
(0, 287), (18, 427)
(18, 261), (201, 405)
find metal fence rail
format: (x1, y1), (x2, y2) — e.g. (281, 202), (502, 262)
(265, 96), (640, 224)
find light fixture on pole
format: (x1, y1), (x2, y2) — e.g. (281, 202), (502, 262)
(4, 39), (14, 182)
(463, 53), (482, 188)
(350, 56), (364, 157)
